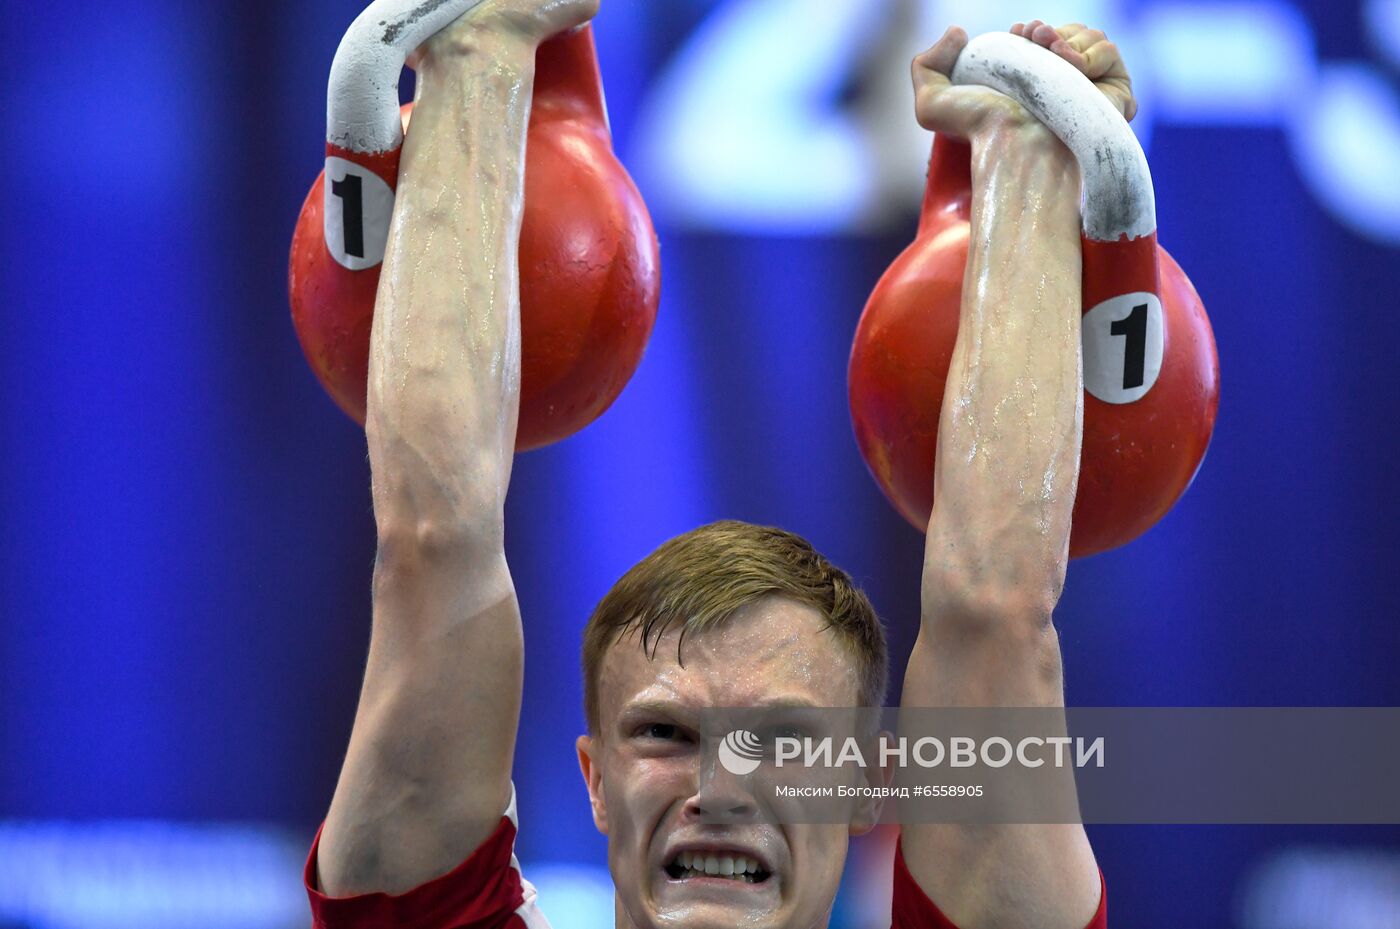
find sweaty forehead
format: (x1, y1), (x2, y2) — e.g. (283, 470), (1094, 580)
(595, 595), (862, 729)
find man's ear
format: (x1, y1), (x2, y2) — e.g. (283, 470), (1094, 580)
(850, 729), (897, 836)
(576, 734), (609, 834)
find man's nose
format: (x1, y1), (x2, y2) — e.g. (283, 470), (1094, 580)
(684, 758), (760, 824)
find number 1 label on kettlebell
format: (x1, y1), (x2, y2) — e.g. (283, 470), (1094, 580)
(1083, 292), (1164, 404)
(323, 156), (395, 270)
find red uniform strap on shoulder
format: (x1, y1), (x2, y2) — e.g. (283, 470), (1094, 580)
(305, 816), (530, 929)
(890, 837), (1107, 929)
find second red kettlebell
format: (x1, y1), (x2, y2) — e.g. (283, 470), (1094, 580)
(289, 20), (660, 450)
(848, 33), (1219, 558)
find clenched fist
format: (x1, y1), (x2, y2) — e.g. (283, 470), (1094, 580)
(912, 21), (1137, 139)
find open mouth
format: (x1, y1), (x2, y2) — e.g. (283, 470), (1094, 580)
(664, 850), (772, 884)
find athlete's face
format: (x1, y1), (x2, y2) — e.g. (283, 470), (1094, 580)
(577, 595), (868, 929)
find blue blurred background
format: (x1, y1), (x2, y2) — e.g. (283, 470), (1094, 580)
(3, 0), (1399, 926)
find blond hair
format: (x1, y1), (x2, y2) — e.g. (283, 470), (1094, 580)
(582, 520), (888, 733)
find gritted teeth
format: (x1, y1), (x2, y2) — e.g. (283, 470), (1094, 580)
(665, 850), (769, 883)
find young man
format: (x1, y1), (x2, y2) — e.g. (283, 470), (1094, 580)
(304, 1), (1134, 925)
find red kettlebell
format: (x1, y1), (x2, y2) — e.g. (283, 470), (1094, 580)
(289, 0), (659, 450)
(848, 33), (1219, 558)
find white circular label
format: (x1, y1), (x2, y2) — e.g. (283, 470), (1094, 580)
(322, 156), (395, 270)
(1082, 291), (1164, 404)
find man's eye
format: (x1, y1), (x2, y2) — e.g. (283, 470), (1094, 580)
(639, 723), (680, 740)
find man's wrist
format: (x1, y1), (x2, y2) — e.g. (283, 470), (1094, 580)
(415, 20), (537, 80)
(974, 118), (1070, 161)
(969, 119), (1079, 201)
(409, 32), (536, 128)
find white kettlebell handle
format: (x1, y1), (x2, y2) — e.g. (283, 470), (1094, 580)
(328, 0), (487, 154)
(951, 32), (1154, 243)
(319, 0), (485, 270)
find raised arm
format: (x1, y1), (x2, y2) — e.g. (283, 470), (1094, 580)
(316, 0), (598, 897)
(898, 22), (1133, 929)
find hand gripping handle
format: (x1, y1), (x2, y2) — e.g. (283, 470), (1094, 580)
(951, 31), (1159, 322)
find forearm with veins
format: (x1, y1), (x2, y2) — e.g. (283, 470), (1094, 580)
(367, 29), (535, 548)
(924, 123), (1084, 623)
